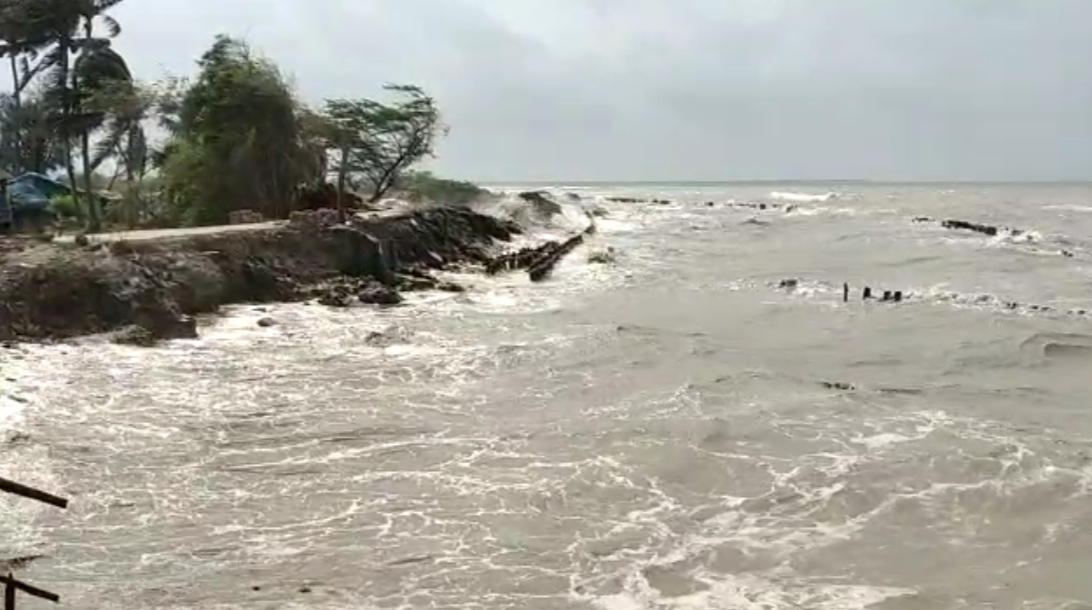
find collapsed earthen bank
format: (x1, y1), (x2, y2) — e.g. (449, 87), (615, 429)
(0, 207), (523, 344)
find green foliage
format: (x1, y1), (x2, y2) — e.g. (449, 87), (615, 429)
(3, 7), (473, 231)
(323, 84), (446, 203)
(158, 35), (321, 225)
(0, 88), (63, 173)
(0, 0), (130, 231)
(84, 77), (150, 178)
(397, 170), (485, 205)
(157, 135), (208, 225)
(1, 1), (59, 176)
(48, 192), (78, 218)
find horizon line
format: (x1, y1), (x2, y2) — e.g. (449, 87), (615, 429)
(472, 178), (1092, 186)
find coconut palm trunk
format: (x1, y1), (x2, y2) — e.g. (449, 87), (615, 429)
(7, 55), (23, 174)
(55, 37), (82, 224)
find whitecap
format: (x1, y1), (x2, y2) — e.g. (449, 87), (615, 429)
(769, 191), (839, 203)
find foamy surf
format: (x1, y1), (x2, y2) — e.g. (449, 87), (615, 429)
(476, 190), (593, 235)
(7, 182), (1092, 609)
(583, 578), (914, 610)
(782, 205), (863, 217)
(991, 228), (1042, 244)
(768, 191), (839, 203)
(1042, 204), (1092, 213)
(0, 354), (42, 432)
(0, 393), (26, 431)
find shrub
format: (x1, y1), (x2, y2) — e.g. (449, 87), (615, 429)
(399, 171), (486, 205)
(48, 194), (80, 219)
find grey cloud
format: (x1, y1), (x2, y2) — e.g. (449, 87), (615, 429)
(100, 1), (1092, 180)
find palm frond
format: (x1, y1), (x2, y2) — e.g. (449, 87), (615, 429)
(94, 0), (128, 11)
(89, 117), (122, 169)
(17, 52), (51, 91)
(99, 14), (120, 37)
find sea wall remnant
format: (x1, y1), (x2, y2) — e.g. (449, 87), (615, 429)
(0, 206), (521, 343)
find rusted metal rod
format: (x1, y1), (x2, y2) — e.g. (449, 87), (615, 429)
(0, 477), (68, 509)
(0, 574), (59, 604)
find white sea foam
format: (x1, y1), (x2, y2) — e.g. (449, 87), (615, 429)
(6, 183), (1092, 608)
(769, 191), (839, 203)
(0, 353), (36, 431)
(1043, 204), (1092, 213)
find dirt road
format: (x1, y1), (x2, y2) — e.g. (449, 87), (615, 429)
(52, 221), (286, 244)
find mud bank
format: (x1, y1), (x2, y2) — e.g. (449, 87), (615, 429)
(0, 207), (520, 344)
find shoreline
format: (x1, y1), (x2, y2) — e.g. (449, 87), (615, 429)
(0, 206), (522, 345)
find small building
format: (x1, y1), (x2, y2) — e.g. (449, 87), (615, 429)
(1, 173), (123, 232)
(2, 172), (67, 231)
(0, 175), (11, 228)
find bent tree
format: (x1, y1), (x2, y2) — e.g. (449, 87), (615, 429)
(158, 35), (320, 225)
(323, 84), (446, 206)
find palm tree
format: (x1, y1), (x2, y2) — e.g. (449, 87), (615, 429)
(6, 0), (127, 230)
(0, 13), (27, 174)
(69, 0), (127, 231)
(89, 79), (148, 183)
(9, 0), (84, 224)
(0, 89), (62, 174)
(0, 1), (54, 175)
(85, 78), (149, 225)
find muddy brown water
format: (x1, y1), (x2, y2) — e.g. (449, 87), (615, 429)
(3, 183), (1092, 609)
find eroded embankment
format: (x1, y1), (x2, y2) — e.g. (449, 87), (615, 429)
(0, 207), (521, 344)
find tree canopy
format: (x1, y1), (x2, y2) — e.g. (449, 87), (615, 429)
(323, 84), (446, 204)
(1, 5), (458, 231)
(154, 35), (323, 225)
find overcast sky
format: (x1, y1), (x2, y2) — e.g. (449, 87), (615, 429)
(101, 1), (1092, 181)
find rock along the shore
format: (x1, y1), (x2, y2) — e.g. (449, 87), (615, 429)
(0, 206), (520, 343)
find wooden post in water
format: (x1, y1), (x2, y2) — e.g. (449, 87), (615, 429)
(0, 574), (58, 605)
(0, 478), (68, 608)
(5, 574), (14, 610)
(0, 477), (67, 509)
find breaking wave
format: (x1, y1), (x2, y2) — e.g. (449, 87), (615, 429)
(475, 190), (593, 237)
(768, 191), (839, 203)
(6, 182), (1092, 608)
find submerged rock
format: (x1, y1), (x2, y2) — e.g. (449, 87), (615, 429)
(358, 281), (403, 305)
(318, 292), (352, 308)
(436, 281), (465, 292)
(587, 204), (609, 217)
(364, 325), (412, 347)
(396, 274), (437, 292)
(111, 325), (157, 347)
(257, 317), (276, 327)
(587, 247), (617, 265)
(941, 219), (998, 236)
(517, 190), (563, 218)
